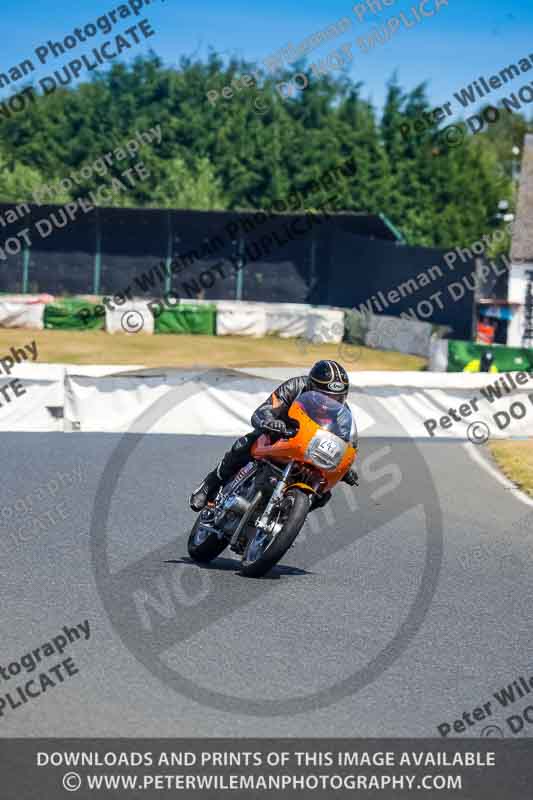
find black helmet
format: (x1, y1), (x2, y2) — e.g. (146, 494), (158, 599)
(309, 360), (349, 402)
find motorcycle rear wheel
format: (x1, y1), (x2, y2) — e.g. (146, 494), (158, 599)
(187, 516), (227, 563)
(240, 489), (309, 578)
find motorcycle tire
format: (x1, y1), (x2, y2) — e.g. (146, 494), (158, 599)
(187, 516), (227, 563)
(240, 489), (310, 578)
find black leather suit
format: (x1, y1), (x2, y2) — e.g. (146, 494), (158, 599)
(214, 376), (310, 484)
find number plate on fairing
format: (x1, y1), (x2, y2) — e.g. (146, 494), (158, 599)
(317, 438), (342, 458)
(305, 432), (346, 469)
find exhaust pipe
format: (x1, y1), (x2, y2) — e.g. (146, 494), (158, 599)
(224, 495), (251, 515)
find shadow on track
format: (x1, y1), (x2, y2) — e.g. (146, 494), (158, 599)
(165, 557), (312, 580)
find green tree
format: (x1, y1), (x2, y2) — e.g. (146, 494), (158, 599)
(0, 54), (527, 251)
(0, 150), (48, 203)
(147, 154), (227, 209)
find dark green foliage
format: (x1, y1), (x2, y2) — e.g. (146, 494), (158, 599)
(0, 53), (529, 248)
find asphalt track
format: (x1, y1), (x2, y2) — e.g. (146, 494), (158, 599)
(1, 431), (532, 737)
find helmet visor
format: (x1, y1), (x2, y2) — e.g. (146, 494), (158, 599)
(310, 381), (348, 403)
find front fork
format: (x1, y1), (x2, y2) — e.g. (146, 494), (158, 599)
(255, 461), (294, 533)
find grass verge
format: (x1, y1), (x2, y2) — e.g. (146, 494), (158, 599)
(489, 440), (533, 498)
(1, 329), (427, 370)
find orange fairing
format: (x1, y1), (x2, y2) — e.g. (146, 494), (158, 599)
(251, 397), (357, 493)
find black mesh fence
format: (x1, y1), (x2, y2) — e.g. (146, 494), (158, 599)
(99, 207), (168, 296)
(327, 232), (478, 340)
(0, 202), (477, 337)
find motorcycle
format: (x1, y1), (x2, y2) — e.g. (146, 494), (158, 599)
(187, 391), (357, 578)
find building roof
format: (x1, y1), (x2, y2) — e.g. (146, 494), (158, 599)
(0, 203), (403, 244)
(224, 209), (402, 242)
(511, 133), (533, 263)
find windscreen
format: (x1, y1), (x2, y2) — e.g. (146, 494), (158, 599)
(293, 390), (353, 441)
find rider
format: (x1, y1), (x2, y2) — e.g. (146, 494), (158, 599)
(189, 359), (359, 512)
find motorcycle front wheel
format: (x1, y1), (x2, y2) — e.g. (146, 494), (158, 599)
(240, 489), (310, 578)
(187, 516), (227, 563)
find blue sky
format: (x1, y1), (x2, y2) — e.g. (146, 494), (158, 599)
(1, 0), (531, 118)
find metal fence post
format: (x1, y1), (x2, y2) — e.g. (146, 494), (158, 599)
(309, 233), (317, 303)
(22, 243), (30, 293)
(165, 210), (172, 294)
(93, 208), (101, 296)
(235, 237), (245, 300)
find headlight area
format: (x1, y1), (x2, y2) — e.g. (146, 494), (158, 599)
(305, 432), (347, 469)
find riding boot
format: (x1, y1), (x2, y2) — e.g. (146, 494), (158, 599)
(189, 432), (259, 512)
(189, 469), (222, 512)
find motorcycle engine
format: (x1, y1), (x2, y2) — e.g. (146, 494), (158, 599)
(214, 472), (257, 533)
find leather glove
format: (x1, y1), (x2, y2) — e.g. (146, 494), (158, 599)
(263, 419), (288, 436)
(342, 467), (359, 486)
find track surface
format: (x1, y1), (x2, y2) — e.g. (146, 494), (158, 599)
(1, 432), (532, 737)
